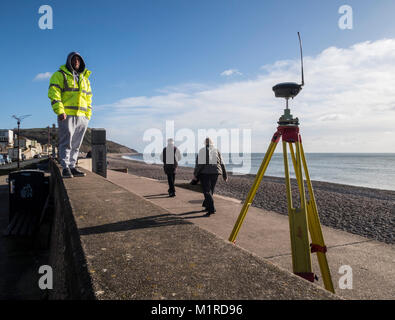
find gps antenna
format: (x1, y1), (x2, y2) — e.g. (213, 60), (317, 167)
(298, 32), (304, 87)
(272, 32), (305, 100)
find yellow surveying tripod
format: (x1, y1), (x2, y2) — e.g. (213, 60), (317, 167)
(228, 65), (335, 293)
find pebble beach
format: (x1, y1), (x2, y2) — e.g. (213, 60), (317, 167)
(107, 153), (395, 245)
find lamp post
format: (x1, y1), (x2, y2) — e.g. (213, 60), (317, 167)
(47, 125), (50, 157)
(52, 123), (56, 158)
(12, 114), (31, 169)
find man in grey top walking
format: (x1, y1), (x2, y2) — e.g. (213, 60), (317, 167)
(193, 138), (228, 216)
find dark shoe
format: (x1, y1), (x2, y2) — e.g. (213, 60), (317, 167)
(208, 209), (216, 214)
(70, 167), (86, 177)
(204, 212), (211, 217)
(62, 168), (73, 179)
(169, 193), (176, 197)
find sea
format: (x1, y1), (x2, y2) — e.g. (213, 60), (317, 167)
(123, 153), (395, 191)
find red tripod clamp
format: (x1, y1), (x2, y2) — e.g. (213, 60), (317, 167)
(277, 126), (300, 143)
(295, 272), (315, 282)
(272, 126), (302, 144)
(310, 243), (327, 253)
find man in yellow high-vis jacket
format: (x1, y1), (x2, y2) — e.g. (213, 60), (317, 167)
(48, 52), (92, 178)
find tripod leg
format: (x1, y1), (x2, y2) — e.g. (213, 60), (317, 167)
(229, 138), (278, 242)
(284, 140), (313, 281)
(299, 142), (335, 293)
(282, 141), (293, 212)
(289, 143), (303, 198)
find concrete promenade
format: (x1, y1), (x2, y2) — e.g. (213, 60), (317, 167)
(0, 162), (338, 300)
(105, 170), (395, 300)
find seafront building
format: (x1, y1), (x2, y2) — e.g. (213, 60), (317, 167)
(42, 144), (53, 155)
(0, 129), (44, 160)
(14, 136), (32, 149)
(0, 130), (13, 148)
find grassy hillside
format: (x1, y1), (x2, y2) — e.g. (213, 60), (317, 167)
(16, 128), (138, 154)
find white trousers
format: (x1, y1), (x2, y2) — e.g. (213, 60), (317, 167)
(58, 115), (89, 169)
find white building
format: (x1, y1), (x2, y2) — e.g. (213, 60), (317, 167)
(8, 147), (21, 161)
(42, 144), (53, 154)
(0, 129), (13, 147)
(14, 136), (32, 149)
(30, 141), (43, 155)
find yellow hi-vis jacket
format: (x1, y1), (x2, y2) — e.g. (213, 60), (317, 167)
(48, 65), (92, 119)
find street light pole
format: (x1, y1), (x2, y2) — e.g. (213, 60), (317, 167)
(47, 125), (50, 157)
(12, 114), (31, 170)
(17, 119), (20, 169)
(52, 123), (56, 159)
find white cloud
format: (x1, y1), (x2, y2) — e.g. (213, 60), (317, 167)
(220, 69), (242, 76)
(34, 72), (52, 81)
(156, 82), (211, 94)
(96, 39), (395, 153)
(318, 114), (345, 122)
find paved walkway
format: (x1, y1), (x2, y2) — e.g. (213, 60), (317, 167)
(106, 170), (395, 300)
(62, 166), (336, 300)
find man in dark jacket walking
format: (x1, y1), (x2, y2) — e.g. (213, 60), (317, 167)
(160, 139), (182, 197)
(193, 137), (228, 216)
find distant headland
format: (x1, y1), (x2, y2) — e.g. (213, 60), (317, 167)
(16, 127), (138, 154)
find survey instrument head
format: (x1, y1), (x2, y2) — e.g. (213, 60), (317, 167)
(272, 32), (304, 100)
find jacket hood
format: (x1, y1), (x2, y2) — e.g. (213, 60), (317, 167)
(66, 52), (86, 74)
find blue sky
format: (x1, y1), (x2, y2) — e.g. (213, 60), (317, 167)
(1, 0), (395, 152)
